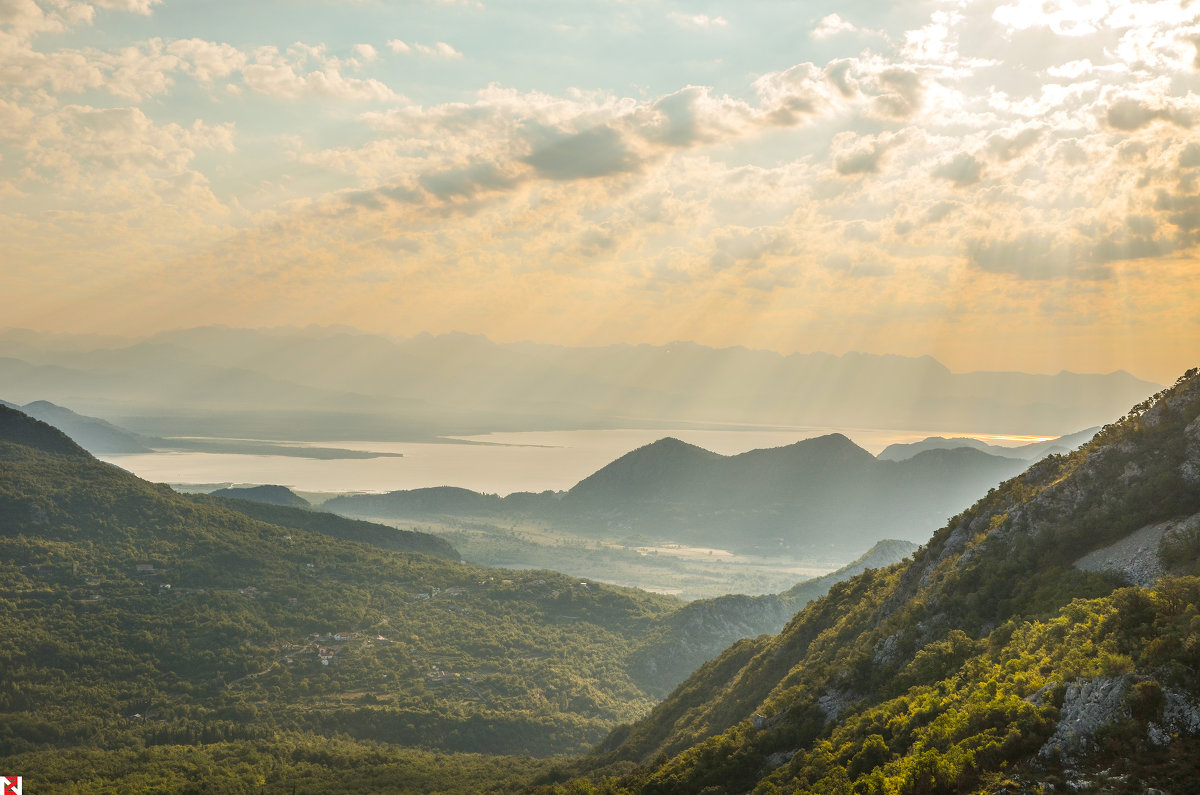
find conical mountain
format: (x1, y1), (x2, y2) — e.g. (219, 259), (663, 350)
(566, 437), (723, 505)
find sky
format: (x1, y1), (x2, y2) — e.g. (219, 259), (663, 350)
(1, 0), (1199, 383)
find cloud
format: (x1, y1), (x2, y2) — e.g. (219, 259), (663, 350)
(0, 37), (180, 99)
(932, 152), (984, 186)
(1088, 230), (1170, 264)
(1047, 59), (1096, 79)
(387, 39), (462, 58)
(753, 64), (834, 126)
(833, 131), (903, 176)
(1106, 96), (1193, 131)
(242, 46), (400, 101)
(924, 201), (959, 224)
(987, 127), (1041, 161)
(992, 0), (1109, 37)
(643, 85), (754, 147)
(812, 14), (862, 40)
(708, 226), (791, 271)
(870, 69), (924, 119)
(523, 125), (640, 180)
(822, 252), (893, 277)
(349, 70), (841, 207)
(7, 0), (1200, 374)
(825, 59), (858, 98)
(966, 232), (1112, 280)
(92, 0), (163, 13)
(1155, 190), (1200, 237)
(668, 13), (727, 30)
(167, 39), (247, 82)
(901, 10), (970, 65)
(418, 160), (520, 198)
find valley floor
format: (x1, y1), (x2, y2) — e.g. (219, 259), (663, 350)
(371, 517), (845, 601)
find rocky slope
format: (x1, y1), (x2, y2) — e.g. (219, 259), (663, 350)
(544, 367), (1200, 793)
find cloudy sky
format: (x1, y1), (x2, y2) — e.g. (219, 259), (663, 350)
(2, 0), (1198, 381)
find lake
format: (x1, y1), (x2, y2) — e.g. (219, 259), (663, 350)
(97, 426), (1054, 496)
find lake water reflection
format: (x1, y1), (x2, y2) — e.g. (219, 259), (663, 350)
(98, 426), (1053, 496)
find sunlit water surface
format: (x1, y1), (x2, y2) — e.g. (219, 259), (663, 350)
(98, 426), (1053, 495)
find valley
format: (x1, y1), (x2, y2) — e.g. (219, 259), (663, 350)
(4, 369), (1200, 791)
(8, 0), (1200, 789)
(386, 518), (842, 600)
(8, 394), (1078, 600)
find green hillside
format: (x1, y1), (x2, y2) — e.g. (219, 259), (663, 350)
(8, 359), (1199, 793)
(0, 404), (684, 790)
(199, 493), (461, 561)
(541, 367), (1200, 793)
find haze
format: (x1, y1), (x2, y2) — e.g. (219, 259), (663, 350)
(2, 1), (1198, 383)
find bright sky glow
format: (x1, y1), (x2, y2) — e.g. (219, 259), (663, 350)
(2, 0), (1199, 381)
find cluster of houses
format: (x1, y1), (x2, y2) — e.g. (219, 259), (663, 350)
(280, 631), (389, 667)
(284, 641), (343, 667)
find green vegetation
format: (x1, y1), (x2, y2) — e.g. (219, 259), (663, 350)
(0, 406), (684, 788)
(199, 494), (461, 561)
(1, 736), (560, 793)
(5, 365), (1200, 792)
(534, 368), (1200, 793)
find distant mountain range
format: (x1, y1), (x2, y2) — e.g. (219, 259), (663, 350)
(6, 394), (1093, 558)
(324, 434), (1034, 556)
(0, 398), (406, 460)
(1, 398), (156, 453)
(876, 426), (1100, 461)
(0, 325), (1161, 438)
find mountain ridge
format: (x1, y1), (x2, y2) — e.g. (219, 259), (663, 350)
(325, 434), (1030, 556)
(877, 426), (1101, 462)
(0, 326), (1160, 437)
(0, 404), (923, 790)
(546, 367), (1200, 793)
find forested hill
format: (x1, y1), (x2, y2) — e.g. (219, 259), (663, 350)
(543, 367), (1200, 793)
(0, 403), (92, 458)
(0, 402), (933, 790)
(0, 403), (692, 789)
(210, 483), (311, 507)
(198, 492), (461, 561)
